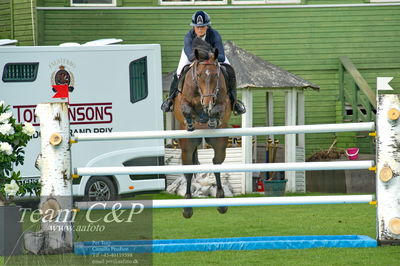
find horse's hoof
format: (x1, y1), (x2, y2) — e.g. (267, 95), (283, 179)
(217, 206), (228, 214)
(183, 207), (193, 218)
(186, 124), (195, 131)
(208, 119), (217, 129)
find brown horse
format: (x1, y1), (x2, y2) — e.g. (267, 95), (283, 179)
(173, 41), (232, 218)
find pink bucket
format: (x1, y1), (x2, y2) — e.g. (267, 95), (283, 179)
(346, 148), (359, 160)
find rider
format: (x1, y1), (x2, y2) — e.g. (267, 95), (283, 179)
(160, 10), (246, 116)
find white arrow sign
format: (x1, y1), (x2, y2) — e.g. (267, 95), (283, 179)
(377, 77), (394, 91)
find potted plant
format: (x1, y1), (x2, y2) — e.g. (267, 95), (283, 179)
(0, 101), (40, 256)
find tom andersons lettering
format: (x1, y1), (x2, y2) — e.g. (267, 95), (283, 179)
(13, 103), (113, 126)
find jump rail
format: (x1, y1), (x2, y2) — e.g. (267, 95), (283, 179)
(75, 195), (374, 210)
(72, 122), (375, 142)
(74, 160), (375, 176)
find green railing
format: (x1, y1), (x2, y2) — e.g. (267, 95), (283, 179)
(339, 56), (376, 122)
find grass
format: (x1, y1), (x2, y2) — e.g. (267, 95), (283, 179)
(3, 193), (400, 265)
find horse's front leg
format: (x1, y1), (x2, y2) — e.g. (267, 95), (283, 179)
(181, 102), (195, 131)
(208, 104), (224, 129)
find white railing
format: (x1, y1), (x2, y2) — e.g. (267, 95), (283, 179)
(72, 122), (375, 142)
(74, 160), (375, 176)
(75, 195), (374, 210)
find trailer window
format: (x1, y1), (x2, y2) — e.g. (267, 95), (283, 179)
(160, 0), (227, 5)
(129, 57), (148, 104)
(2, 63), (39, 82)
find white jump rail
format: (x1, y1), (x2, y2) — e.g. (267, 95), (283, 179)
(74, 160), (375, 176)
(75, 195), (375, 210)
(72, 122), (375, 142)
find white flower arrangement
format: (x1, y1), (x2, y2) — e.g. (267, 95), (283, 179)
(4, 180), (19, 197)
(0, 112), (13, 123)
(22, 122), (36, 136)
(0, 101), (40, 205)
(0, 142), (13, 155)
(0, 123), (15, 135)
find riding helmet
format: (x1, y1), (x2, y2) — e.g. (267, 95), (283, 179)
(190, 11), (211, 27)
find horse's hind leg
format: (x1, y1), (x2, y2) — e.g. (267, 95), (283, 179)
(214, 171), (228, 214)
(180, 138), (201, 218)
(183, 173), (194, 219)
(207, 137), (228, 214)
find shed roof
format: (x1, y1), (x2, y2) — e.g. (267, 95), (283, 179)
(224, 41), (319, 90)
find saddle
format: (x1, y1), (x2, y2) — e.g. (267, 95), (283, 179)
(220, 63), (236, 92)
(177, 64), (191, 93)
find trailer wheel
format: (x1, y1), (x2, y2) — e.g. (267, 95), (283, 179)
(84, 176), (117, 201)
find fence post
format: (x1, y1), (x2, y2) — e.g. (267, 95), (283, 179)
(338, 60), (345, 121)
(25, 102), (73, 254)
(241, 88), (253, 194)
(376, 94), (400, 245)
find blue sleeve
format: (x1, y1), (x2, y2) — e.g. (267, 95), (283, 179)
(212, 30), (226, 62)
(184, 31), (195, 61)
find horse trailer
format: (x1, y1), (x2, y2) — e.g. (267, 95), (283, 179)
(0, 44), (166, 200)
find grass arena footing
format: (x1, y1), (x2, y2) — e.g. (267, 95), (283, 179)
(74, 235), (377, 254)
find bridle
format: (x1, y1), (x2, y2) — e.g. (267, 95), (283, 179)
(192, 60), (221, 105)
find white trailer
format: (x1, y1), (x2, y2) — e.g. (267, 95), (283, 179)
(0, 44), (166, 200)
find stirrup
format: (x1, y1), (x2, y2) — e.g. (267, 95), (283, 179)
(161, 98), (174, 112)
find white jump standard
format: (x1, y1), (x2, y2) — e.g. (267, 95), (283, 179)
(376, 94), (400, 244)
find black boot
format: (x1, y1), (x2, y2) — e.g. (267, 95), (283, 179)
(221, 64), (246, 116)
(161, 73), (179, 112)
(229, 88), (246, 116)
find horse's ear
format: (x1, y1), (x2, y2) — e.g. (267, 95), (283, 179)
(194, 49), (200, 61)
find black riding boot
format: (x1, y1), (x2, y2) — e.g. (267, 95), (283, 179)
(222, 64), (246, 116)
(228, 87), (246, 116)
(161, 73), (179, 112)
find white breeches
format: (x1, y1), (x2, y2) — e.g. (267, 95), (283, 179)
(176, 49), (230, 77)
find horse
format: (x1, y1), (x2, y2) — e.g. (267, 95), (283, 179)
(173, 39), (232, 218)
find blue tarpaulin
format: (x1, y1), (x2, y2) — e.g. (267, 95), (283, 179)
(74, 235), (377, 255)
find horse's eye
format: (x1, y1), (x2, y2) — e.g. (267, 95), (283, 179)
(197, 73), (201, 78)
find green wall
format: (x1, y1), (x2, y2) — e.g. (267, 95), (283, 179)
(4, 0), (400, 155)
(0, 0), (12, 39)
(0, 0), (37, 45)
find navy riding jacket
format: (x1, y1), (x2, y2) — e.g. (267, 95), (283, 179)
(184, 27), (226, 63)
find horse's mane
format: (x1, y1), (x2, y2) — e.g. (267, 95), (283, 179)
(192, 37), (212, 61)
